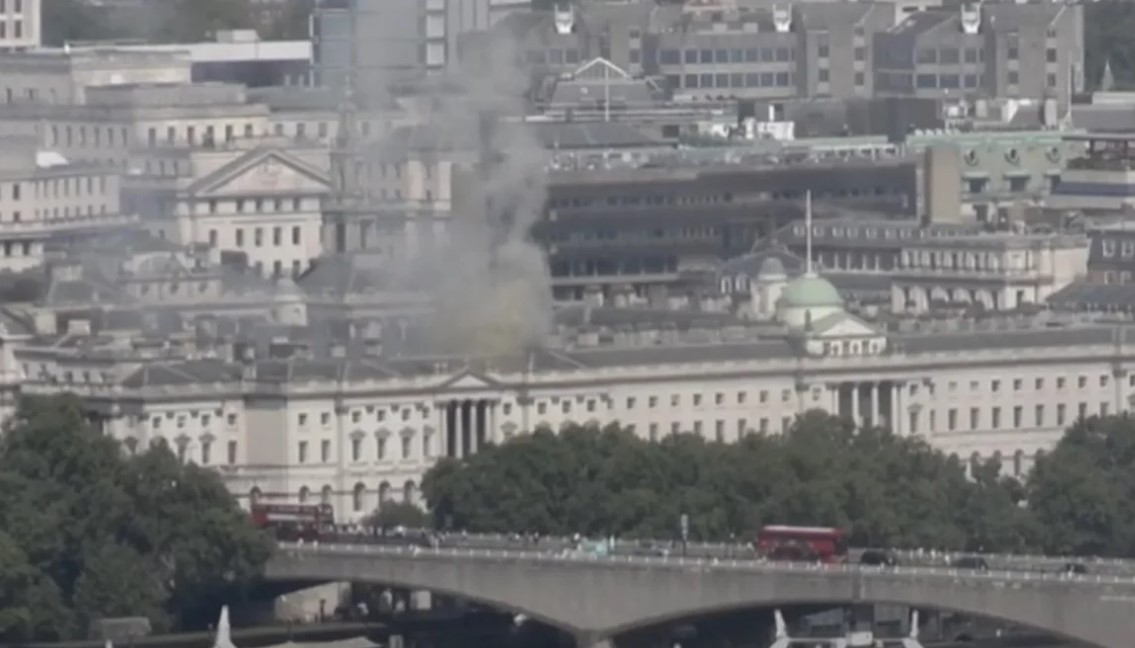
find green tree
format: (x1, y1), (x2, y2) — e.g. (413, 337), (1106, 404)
(365, 502), (431, 529)
(420, 412), (1033, 552)
(0, 395), (272, 642)
(1027, 415), (1135, 556)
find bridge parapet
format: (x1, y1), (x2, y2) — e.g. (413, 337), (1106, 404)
(303, 533), (1135, 576)
(268, 543), (1135, 648)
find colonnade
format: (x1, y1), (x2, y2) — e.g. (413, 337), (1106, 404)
(831, 380), (905, 434)
(441, 399), (497, 459)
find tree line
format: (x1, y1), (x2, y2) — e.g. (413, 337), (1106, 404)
(0, 396), (271, 643)
(422, 411), (1135, 557)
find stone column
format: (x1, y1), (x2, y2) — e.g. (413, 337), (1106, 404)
(485, 401), (494, 447)
(828, 383), (839, 416)
(869, 382), (880, 428)
(475, 400), (486, 450)
(850, 383), (861, 426)
(461, 401), (472, 458)
(438, 401), (449, 458)
(892, 382), (903, 435)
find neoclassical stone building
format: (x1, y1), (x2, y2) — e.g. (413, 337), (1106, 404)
(8, 265), (1132, 522)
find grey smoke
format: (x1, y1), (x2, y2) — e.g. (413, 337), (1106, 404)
(378, 25), (553, 357)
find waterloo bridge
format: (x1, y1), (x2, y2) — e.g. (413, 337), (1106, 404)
(266, 542), (1135, 648)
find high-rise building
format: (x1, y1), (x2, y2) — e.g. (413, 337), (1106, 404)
(311, 0), (527, 99)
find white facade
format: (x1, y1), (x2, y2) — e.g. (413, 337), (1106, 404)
(0, 0), (39, 52)
(892, 234), (1090, 314)
(14, 322), (1131, 521)
(7, 263), (1123, 521)
(0, 137), (127, 272)
(138, 142), (332, 277)
(0, 49), (190, 105)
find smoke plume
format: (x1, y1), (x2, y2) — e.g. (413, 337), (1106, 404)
(379, 23), (553, 358)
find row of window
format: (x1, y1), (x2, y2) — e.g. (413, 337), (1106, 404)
(210, 225), (304, 249)
(933, 401), (1108, 433)
(0, 0), (26, 13)
(123, 435), (238, 467)
(1099, 238), (1135, 258)
(628, 417), (787, 442)
(49, 124), (132, 149)
(916, 47), (987, 65)
(657, 47), (794, 66)
(942, 373), (1129, 394)
(297, 405), (429, 428)
(669, 71), (795, 90)
(149, 410), (239, 430)
(299, 433), (432, 465)
(0, 176), (110, 202)
(532, 389), (794, 417)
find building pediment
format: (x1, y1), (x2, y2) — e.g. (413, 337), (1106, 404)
(811, 312), (879, 339)
(186, 148), (332, 198)
(438, 370), (500, 391)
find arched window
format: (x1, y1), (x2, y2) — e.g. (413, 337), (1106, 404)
(352, 482), (366, 513)
(321, 485), (332, 505)
(298, 486), (310, 504)
(1013, 450), (1024, 477)
(378, 481), (391, 504)
(403, 480), (417, 504)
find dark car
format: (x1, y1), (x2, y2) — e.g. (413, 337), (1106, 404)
(953, 556), (989, 571)
(859, 550), (899, 567)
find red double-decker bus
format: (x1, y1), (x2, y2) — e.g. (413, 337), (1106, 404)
(251, 503), (335, 541)
(756, 525), (848, 564)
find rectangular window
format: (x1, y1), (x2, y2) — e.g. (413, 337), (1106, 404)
(228, 441), (237, 464)
(298, 441), (308, 464)
(320, 440), (331, 463)
(200, 440), (211, 465)
(273, 226), (282, 246)
(1035, 404), (1044, 427)
(235, 229), (244, 247)
(970, 407), (979, 430)
(351, 437), (361, 461)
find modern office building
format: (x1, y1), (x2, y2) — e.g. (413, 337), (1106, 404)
(873, 3), (1084, 111)
(311, 0), (528, 96)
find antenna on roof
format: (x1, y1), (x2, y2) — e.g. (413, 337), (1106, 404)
(804, 190), (814, 276)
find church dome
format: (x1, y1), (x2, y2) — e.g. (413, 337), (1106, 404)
(779, 274), (843, 309)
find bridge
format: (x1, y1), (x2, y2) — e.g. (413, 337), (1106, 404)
(266, 543), (1135, 648)
(315, 531), (1135, 576)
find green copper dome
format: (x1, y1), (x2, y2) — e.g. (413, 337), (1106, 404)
(779, 274), (844, 308)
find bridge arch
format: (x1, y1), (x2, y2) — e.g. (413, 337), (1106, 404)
(270, 550), (580, 634)
(266, 549), (1131, 648)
